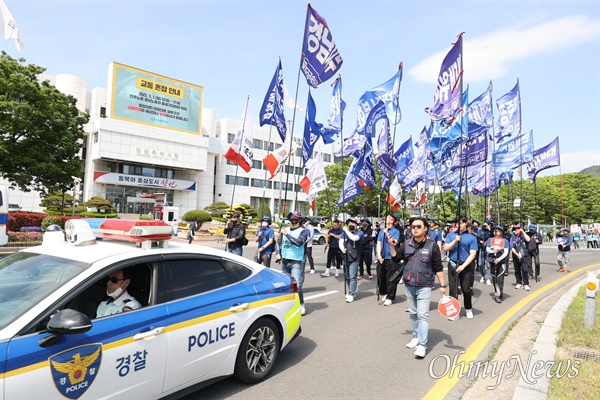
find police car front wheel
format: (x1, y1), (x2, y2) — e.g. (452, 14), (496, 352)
(234, 318), (281, 383)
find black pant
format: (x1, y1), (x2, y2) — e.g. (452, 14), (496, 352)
(305, 246), (314, 270)
(448, 261), (473, 310)
(490, 258), (506, 296)
(326, 247), (342, 269)
(377, 259), (398, 300)
(359, 250), (372, 276)
(513, 255), (529, 286)
(527, 252), (540, 278)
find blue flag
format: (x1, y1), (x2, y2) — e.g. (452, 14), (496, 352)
(451, 131), (489, 171)
(427, 34), (463, 121)
(399, 128), (429, 189)
(259, 60), (287, 143)
(376, 119), (396, 190)
(471, 164), (499, 197)
(394, 136), (414, 175)
(355, 67), (402, 134)
(321, 75), (345, 144)
(351, 141), (376, 188)
(494, 130), (534, 174)
(301, 4), (343, 88)
(337, 167), (361, 206)
(527, 136), (560, 184)
(334, 131), (367, 158)
(495, 81), (521, 142)
(302, 90), (322, 166)
(363, 100), (387, 138)
(467, 82), (493, 138)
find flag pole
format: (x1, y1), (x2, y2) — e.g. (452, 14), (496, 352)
(262, 122), (275, 211)
(456, 36), (465, 220)
(531, 129), (538, 223)
(517, 78), (523, 223)
(226, 95), (250, 250)
(386, 62), (403, 219)
(336, 74), (347, 222)
(489, 81), (501, 223)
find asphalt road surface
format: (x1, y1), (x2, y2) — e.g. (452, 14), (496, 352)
(181, 240), (600, 399)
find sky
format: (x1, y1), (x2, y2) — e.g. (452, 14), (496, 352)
(3, 0), (600, 177)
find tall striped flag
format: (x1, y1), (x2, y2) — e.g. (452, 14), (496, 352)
(224, 99), (253, 173)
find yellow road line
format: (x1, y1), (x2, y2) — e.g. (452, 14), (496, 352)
(423, 263), (600, 400)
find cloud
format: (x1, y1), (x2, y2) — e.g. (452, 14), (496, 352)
(409, 15), (599, 84)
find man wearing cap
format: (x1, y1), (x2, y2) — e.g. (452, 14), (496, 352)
(340, 218), (364, 303)
(255, 216), (275, 268)
(359, 218), (375, 279)
(556, 227), (573, 273)
(376, 214), (401, 306)
(511, 223), (531, 290)
(486, 226), (510, 303)
(323, 219), (343, 277)
(276, 211), (309, 315)
(223, 211), (247, 256)
(526, 224), (542, 281)
(427, 218), (443, 251)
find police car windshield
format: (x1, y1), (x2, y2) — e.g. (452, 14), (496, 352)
(0, 253), (90, 330)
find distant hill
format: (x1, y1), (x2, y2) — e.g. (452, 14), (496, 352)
(578, 165), (600, 177)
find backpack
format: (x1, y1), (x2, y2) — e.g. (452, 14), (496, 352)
(241, 236), (249, 246)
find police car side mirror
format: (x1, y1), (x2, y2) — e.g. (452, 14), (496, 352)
(39, 309), (93, 348)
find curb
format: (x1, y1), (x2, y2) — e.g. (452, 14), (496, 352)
(512, 272), (595, 399)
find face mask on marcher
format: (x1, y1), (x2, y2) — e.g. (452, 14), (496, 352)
(262, 221), (268, 227)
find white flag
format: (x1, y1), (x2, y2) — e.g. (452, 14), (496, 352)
(0, 0), (25, 52)
(262, 136), (301, 179)
(299, 152), (328, 203)
(283, 79), (304, 111)
(224, 98), (253, 173)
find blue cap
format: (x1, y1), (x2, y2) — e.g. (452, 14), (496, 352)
(361, 218), (372, 225)
(485, 219), (493, 224)
(527, 224), (536, 230)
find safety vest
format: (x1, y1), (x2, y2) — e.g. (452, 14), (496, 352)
(281, 228), (305, 261)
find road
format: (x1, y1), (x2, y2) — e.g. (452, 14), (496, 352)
(181, 239), (600, 399)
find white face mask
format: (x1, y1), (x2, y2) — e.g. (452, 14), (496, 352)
(107, 285), (124, 299)
(261, 221), (268, 227)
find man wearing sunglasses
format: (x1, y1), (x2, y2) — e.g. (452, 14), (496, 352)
(224, 211), (247, 256)
(96, 268), (141, 318)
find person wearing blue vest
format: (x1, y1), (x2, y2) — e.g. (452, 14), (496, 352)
(556, 227), (574, 273)
(254, 216), (275, 268)
(444, 216), (478, 320)
(340, 217), (364, 303)
(275, 211), (309, 316)
(376, 214), (401, 306)
(390, 216), (446, 358)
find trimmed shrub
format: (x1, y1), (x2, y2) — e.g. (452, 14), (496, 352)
(181, 210), (212, 229)
(41, 216), (62, 231)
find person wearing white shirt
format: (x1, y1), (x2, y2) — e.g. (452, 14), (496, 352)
(96, 268), (141, 318)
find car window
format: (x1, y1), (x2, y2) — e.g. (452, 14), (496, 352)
(0, 253), (89, 330)
(220, 259), (253, 282)
(165, 259), (228, 301)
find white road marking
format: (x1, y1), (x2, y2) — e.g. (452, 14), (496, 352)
(304, 290), (339, 301)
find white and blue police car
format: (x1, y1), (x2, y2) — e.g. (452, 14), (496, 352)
(0, 219), (302, 399)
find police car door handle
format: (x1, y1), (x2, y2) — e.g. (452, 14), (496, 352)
(133, 327), (165, 340)
(229, 303), (249, 312)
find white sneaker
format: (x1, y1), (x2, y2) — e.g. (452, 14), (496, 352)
(524, 285), (531, 291)
(414, 345), (426, 358)
(466, 309), (473, 319)
(406, 338), (419, 349)
(384, 299), (392, 306)
(335, 269), (339, 277)
(346, 294), (354, 303)
(379, 295), (387, 304)
(310, 269), (315, 275)
(321, 270), (330, 277)
(301, 305), (306, 315)
(515, 284), (522, 289)
(480, 277), (485, 283)
(399, 277), (404, 284)
(486, 279), (492, 286)
(330, 266), (336, 271)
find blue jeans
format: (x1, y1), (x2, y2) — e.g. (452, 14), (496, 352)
(282, 259), (305, 304)
(404, 285), (432, 348)
(345, 260), (359, 296)
(227, 246), (243, 256)
(477, 248), (491, 280)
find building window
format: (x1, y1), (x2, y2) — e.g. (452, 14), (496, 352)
(253, 139), (263, 149)
(264, 142), (274, 151)
(93, 132), (98, 144)
(295, 148), (302, 157)
(226, 175), (249, 186)
(121, 164), (174, 179)
(252, 160), (262, 170)
(227, 133), (235, 143)
(251, 179), (272, 189)
(274, 143), (282, 150)
(323, 154), (332, 162)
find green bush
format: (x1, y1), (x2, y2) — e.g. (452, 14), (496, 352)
(139, 215), (153, 221)
(41, 216), (62, 232)
(181, 210), (212, 229)
(257, 203), (272, 219)
(239, 203), (258, 218)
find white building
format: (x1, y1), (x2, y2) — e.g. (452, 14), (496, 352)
(1, 63), (336, 218)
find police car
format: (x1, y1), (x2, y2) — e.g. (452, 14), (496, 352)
(0, 219), (301, 399)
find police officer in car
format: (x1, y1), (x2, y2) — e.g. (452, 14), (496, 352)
(96, 268), (141, 318)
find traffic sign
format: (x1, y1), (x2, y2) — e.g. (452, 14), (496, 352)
(438, 296), (461, 319)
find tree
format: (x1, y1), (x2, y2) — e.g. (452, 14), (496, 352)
(239, 203), (258, 218)
(181, 210), (212, 229)
(40, 191), (74, 211)
(0, 52), (89, 195)
(83, 196), (116, 212)
(204, 201), (230, 217)
(257, 203), (271, 219)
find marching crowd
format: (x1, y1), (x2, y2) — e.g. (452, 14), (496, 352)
(222, 210), (581, 358)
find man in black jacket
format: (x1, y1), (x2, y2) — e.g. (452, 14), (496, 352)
(223, 212), (246, 256)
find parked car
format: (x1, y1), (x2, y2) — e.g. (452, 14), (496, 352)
(0, 219), (302, 399)
(312, 228), (326, 245)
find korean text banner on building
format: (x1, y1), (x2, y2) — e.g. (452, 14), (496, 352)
(109, 62), (203, 134)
